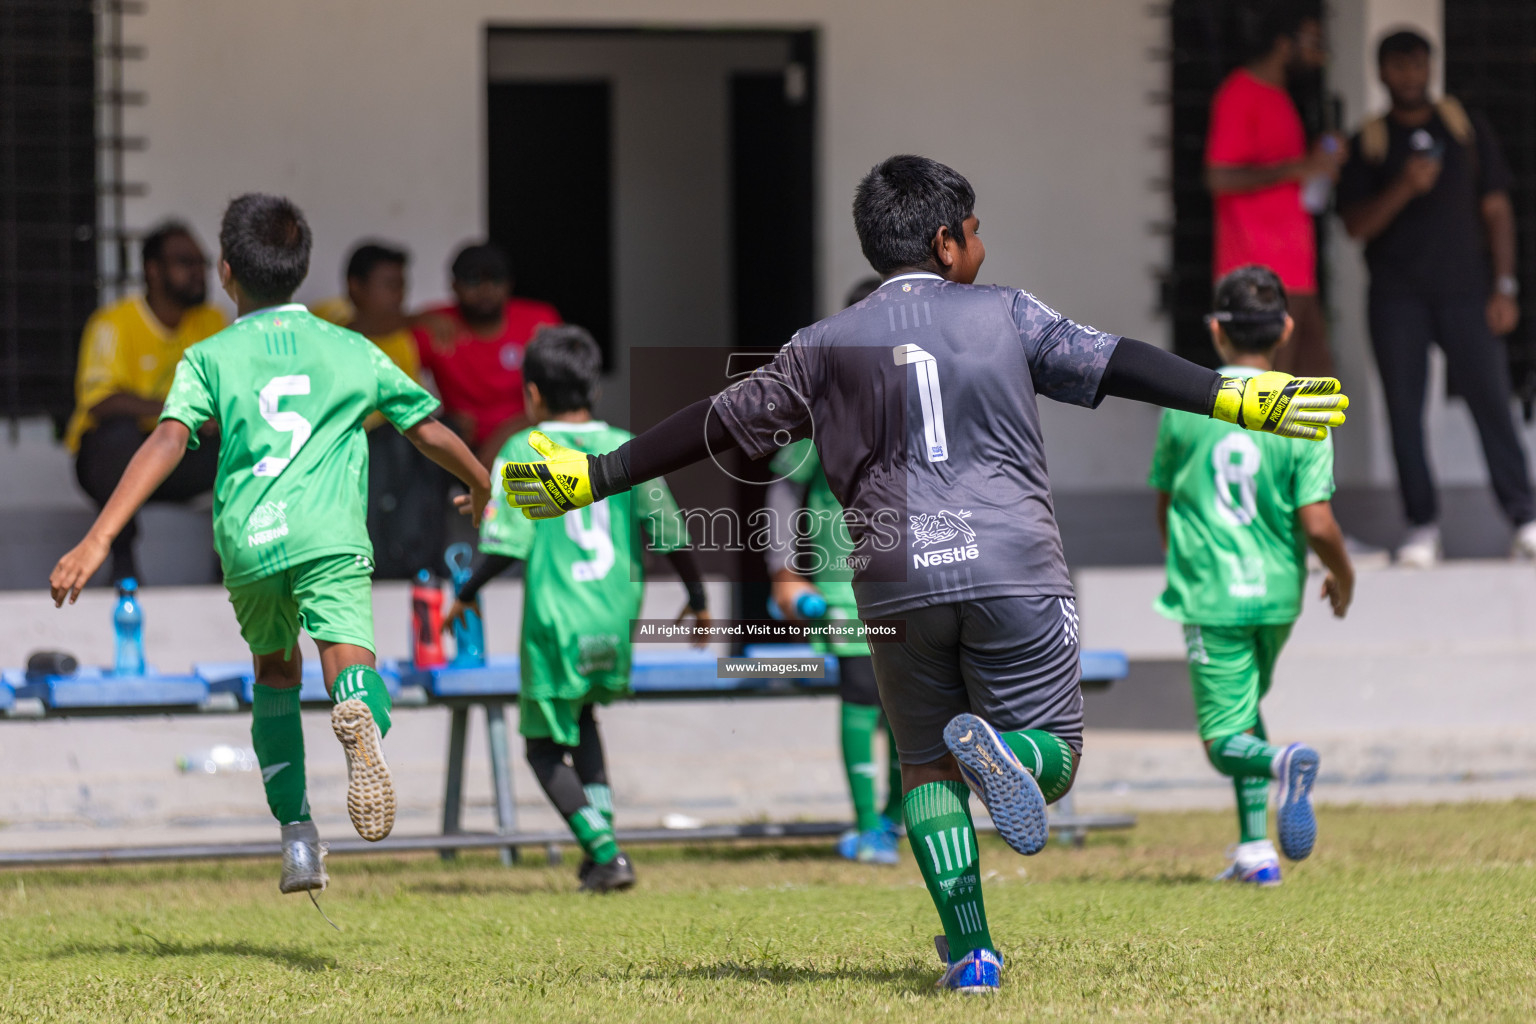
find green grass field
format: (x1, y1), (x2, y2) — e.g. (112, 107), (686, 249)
(2, 802), (1534, 1023)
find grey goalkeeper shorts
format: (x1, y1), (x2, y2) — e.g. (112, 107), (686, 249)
(868, 595), (1084, 764)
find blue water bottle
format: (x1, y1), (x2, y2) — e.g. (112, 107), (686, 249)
(767, 590), (829, 621)
(444, 543), (486, 668)
(113, 577), (145, 676)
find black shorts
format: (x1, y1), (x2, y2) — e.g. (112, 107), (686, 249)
(868, 595), (1084, 763)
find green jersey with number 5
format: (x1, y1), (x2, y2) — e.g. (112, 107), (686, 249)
(160, 304), (439, 586)
(1148, 365), (1336, 626)
(481, 421), (689, 703)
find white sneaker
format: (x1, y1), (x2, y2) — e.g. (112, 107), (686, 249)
(1395, 525), (1441, 569)
(1213, 839), (1282, 886)
(1512, 521), (1536, 561)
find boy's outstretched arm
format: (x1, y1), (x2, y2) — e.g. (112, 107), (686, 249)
(1298, 501), (1354, 618)
(404, 418), (493, 526)
(50, 420), (191, 605)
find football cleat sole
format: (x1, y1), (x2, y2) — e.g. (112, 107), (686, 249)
(1275, 743), (1319, 861)
(944, 714), (1049, 856)
(331, 698), (396, 842)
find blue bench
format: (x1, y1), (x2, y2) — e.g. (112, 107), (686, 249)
(1, 647), (1130, 861)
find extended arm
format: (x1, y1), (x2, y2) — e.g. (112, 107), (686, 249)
(50, 419), (190, 605)
(1298, 501), (1353, 618)
(1206, 162), (1305, 196)
(404, 417), (493, 526)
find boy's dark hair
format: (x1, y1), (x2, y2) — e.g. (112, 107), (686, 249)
(852, 155), (975, 275)
(523, 325), (602, 414)
(1244, 0), (1320, 58)
(451, 242), (511, 284)
(1378, 28), (1431, 67)
(219, 193), (311, 304)
(346, 241), (408, 283)
(1211, 265), (1289, 352)
(141, 220), (194, 269)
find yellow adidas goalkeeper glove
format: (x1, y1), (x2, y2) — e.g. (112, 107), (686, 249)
(502, 431), (596, 520)
(1212, 371), (1349, 441)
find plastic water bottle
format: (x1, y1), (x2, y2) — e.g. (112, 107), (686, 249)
(444, 543), (485, 668)
(410, 569), (447, 669)
(1301, 135), (1340, 215)
(767, 590), (829, 621)
(113, 577), (145, 676)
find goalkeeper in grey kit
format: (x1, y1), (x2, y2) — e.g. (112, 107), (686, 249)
(501, 155), (1349, 992)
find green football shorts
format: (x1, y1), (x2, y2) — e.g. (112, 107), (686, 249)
(227, 553), (377, 656)
(1181, 622), (1294, 741)
(517, 629), (630, 744)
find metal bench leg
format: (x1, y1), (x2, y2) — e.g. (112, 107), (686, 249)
(440, 705), (469, 861)
(485, 700), (519, 865)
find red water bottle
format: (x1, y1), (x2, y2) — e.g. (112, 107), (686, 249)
(411, 569), (446, 669)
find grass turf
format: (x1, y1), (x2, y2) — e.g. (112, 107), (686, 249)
(1, 802), (1534, 1023)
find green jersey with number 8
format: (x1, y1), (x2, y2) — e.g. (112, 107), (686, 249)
(1148, 365), (1336, 626)
(481, 421), (689, 704)
(159, 304), (439, 587)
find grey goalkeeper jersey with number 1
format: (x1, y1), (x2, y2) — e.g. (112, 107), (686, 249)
(713, 274), (1120, 617)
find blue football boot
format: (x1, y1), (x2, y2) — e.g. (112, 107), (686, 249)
(933, 938), (1002, 994)
(1213, 840), (1282, 886)
(1274, 742), (1320, 861)
(943, 714), (1049, 856)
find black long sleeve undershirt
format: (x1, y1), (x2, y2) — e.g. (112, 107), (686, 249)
(664, 546), (707, 612)
(456, 553), (517, 603)
(1095, 336), (1223, 414)
(590, 339), (1224, 499)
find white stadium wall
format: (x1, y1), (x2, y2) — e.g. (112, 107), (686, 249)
(114, 0), (1536, 495)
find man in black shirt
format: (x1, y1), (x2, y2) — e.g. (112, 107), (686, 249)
(502, 156), (1348, 992)
(1338, 29), (1535, 566)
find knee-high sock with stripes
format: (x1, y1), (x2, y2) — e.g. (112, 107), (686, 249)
(572, 706), (614, 828)
(999, 728), (1076, 803)
(332, 663), (392, 737)
(841, 702), (882, 833)
(526, 738), (618, 864)
(904, 780), (991, 958)
(251, 684), (309, 825)
(1207, 722), (1278, 843)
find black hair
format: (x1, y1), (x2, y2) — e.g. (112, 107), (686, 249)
(219, 193), (311, 304)
(843, 276), (882, 308)
(1211, 265), (1289, 352)
(523, 324), (602, 414)
(346, 241), (408, 283)
(140, 220), (194, 269)
(451, 242), (511, 284)
(1378, 28), (1431, 67)
(852, 155), (975, 275)
(1244, 0), (1321, 58)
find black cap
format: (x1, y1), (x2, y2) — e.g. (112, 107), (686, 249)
(451, 243), (510, 284)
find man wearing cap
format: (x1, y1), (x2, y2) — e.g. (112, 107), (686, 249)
(414, 242), (562, 463)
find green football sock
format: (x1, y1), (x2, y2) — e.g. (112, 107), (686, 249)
(904, 781), (991, 958)
(1207, 731), (1281, 779)
(567, 805), (619, 865)
(841, 703), (882, 833)
(251, 684), (309, 825)
(332, 663), (392, 738)
(1236, 775), (1270, 843)
(881, 720), (904, 826)
(584, 784), (614, 829)
(999, 729), (1075, 803)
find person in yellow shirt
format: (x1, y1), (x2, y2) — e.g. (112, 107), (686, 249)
(314, 242), (444, 577)
(68, 222), (226, 583)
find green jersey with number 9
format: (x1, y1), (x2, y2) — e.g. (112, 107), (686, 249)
(481, 421), (690, 704)
(160, 305), (439, 586)
(1149, 366), (1336, 626)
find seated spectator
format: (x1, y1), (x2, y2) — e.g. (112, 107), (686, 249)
(414, 243), (561, 463)
(65, 222), (225, 582)
(333, 242), (447, 577)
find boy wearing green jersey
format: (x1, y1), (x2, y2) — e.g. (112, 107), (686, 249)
(51, 194), (492, 894)
(447, 326), (706, 892)
(1149, 265), (1354, 885)
(768, 437), (904, 864)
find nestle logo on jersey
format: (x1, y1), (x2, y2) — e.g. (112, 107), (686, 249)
(913, 544), (980, 568)
(910, 509), (980, 568)
(247, 501), (289, 547)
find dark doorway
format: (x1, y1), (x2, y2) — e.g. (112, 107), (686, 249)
(486, 81), (613, 367)
(730, 58), (816, 349)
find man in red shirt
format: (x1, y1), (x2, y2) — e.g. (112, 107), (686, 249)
(414, 243), (562, 463)
(1206, 5), (1343, 377)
